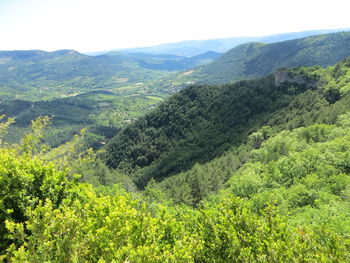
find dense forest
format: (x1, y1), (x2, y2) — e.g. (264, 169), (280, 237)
(1, 31), (350, 261)
(103, 57), (350, 188)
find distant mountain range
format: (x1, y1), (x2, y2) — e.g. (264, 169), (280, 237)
(0, 49), (219, 84)
(0, 49), (220, 100)
(104, 51), (222, 71)
(86, 28), (350, 57)
(156, 31), (350, 89)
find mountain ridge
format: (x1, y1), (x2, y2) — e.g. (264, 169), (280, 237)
(185, 31), (350, 85)
(0, 49), (219, 100)
(86, 28), (350, 57)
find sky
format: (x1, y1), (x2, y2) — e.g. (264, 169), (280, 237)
(0, 0), (349, 52)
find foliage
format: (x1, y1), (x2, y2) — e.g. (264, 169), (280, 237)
(3, 183), (349, 262)
(0, 147), (76, 254)
(0, 116), (95, 255)
(2, 113), (350, 261)
(17, 116), (51, 158)
(104, 76), (307, 186)
(0, 115), (14, 146)
(103, 57), (350, 189)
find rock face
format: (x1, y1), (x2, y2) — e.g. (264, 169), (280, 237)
(273, 70), (318, 88)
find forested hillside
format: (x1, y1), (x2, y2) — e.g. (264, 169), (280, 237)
(186, 31), (350, 85)
(103, 57), (350, 188)
(1, 102), (350, 262)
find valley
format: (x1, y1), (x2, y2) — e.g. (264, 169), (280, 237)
(1, 29), (350, 261)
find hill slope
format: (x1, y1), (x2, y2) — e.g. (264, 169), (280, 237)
(103, 57), (350, 187)
(195, 32), (350, 84)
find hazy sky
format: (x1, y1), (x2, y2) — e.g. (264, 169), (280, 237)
(0, 0), (349, 52)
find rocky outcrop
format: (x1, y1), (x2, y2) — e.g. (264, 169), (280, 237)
(274, 70), (318, 88)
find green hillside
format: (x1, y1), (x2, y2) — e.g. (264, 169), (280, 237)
(194, 32), (350, 84)
(121, 31), (350, 113)
(0, 49), (218, 101)
(0, 50), (157, 100)
(147, 32), (350, 94)
(103, 57), (350, 188)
